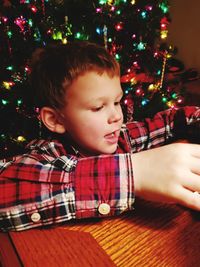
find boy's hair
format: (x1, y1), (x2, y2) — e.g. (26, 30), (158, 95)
(29, 41), (120, 109)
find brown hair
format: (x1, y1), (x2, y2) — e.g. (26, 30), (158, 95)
(29, 41), (120, 109)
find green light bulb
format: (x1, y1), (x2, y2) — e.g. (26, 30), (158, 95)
(7, 31), (12, 38)
(6, 66), (13, 71)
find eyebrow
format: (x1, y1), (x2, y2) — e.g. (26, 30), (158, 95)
(88, 91), (123, 104)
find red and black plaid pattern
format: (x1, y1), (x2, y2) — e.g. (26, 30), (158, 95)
(0, 106), (199, 231)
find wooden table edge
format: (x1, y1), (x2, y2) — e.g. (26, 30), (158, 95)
(0, 232), (22, 267)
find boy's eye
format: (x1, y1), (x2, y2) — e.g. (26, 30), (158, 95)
(92, 105), (104, 112)
(114, 101), (120, 106)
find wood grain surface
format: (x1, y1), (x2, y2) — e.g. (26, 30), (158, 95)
(1, 199), (200, 267)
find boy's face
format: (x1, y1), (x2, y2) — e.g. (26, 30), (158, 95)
(60, 71), (124, 156)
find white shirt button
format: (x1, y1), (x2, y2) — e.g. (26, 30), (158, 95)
(31, 212), (41, 222)
(98, 203), (111, 215)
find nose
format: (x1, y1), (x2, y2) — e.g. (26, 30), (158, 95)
(108, 105), (123, 124)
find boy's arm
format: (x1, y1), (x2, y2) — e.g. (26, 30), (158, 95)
(0, 153), (134, 232)
(1, 106), (200, 232)
(127, 106), (200, 152)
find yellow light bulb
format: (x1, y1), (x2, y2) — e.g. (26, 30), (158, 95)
(160, 30), (168, 39)
(148, 84), (155, 91)
(17, 136), (26, 142)
(3, 81), (11, 89)
(167, 101), (174, 108)
(130, 77), (137, 84)
(62, 38), (67, 44)
(107, 0), (114, 5)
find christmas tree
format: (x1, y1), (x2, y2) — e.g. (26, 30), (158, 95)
(0, 0), (185, 157)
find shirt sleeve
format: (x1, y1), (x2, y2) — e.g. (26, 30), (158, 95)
(127, 106), (200, 152)
(0, 152), (134, 232)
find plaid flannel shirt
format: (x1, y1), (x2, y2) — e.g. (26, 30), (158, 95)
(0, 106), (200, 232)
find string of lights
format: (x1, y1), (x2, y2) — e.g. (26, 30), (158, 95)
(0, 0), (185, 157)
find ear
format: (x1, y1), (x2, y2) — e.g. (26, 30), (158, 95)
(40, 107), (66, 134)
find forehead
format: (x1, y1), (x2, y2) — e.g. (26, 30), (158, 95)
(65, 71), (122, 103)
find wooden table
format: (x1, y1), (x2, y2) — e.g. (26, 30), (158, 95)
(1, 199), (200, 267)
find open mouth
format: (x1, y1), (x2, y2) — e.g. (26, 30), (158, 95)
(104, 130), (120, 144)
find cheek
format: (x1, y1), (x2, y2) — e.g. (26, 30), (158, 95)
(81, 116), (105, 134)
(67, 112), (105, 137)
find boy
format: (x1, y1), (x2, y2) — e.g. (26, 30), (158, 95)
(0, 41), (200, 232)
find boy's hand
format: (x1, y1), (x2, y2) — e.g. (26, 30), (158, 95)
(132, 143), (200, 211)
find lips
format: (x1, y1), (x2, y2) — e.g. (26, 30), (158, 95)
(104, 130), (120, 144)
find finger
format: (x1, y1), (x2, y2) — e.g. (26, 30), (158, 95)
(183, 172), (200, 192)
(190, 157), (200, 175)
(189, 144), (200, 158)
(175, 187), (200, 211)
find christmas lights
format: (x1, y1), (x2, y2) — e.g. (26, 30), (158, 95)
(0, 0), (185, 157)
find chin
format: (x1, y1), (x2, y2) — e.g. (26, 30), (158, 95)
(85, 143), (118, 156)
(101, 145), (118, 155)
